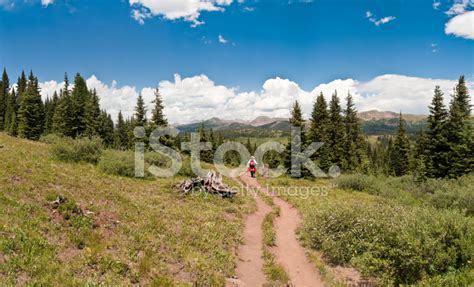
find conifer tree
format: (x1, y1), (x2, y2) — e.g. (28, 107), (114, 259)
(16, 71), (27, 104)
(150, 88), (167, 127)
(389, 113), (410, 176)
(309, 92), (331, 170)
(84, 89), (101, 137)
(115, 111), (128, 149)
(425, 86), (449, 178)
(134, 94), (147, 126)
(53, 75), (74, 137)
(445, 75), (473, 177)
(98, 110), (114, 146)
(70, 73), (90, 137)
(284, 101), (309, 177)
(414, 129), (429, 182)
(245, 137), (253, 154)
(0, 68), (9, 130)
(327, 92), (345, 169)
(343, 93), (363, 171)
(18, 71), (44, 140)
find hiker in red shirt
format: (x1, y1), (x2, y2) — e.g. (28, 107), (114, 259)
(247, 156), (257, 178)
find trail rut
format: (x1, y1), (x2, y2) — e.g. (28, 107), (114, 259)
(239, 173), (324, 287)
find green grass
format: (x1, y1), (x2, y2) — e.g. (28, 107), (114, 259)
(0, 133), (254, 285)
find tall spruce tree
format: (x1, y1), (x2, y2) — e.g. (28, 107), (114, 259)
(70, 73), (90, 137)
(309, 92), (331, 170)
(84, 89), (101, 137)
(53, 74), (74, 137)
(98, 110), (114, 146)
(0, 68), (9, 130)
(327, 91), (345, 169)
(284, 101), (309, 177)
(17, 71), (44, 140)
(426, 86), (449, 178)
(389, 113), (410, 176)
(134, 94), (147, 126)
(445, 75), (473, 177)
(343, 93), (363, 171)
(150, 88), (167, 127)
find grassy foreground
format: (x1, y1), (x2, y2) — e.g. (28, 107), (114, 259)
(0, 133), (254, 285)
(260, 175), (474, 286)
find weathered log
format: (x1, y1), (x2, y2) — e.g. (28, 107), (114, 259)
(178, 171), (236, 198)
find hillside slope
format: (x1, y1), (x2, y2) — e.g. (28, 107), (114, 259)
(0, 134), (253, 286)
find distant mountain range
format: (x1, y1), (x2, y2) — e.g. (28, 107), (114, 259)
(176, 110), (428, 136)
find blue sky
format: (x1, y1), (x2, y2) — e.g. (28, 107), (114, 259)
(0, 0), (473, 122)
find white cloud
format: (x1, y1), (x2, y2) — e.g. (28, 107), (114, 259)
(39, 74), (472, 124)
(446, 0), (474, 15)
(366, 11), (396, 26)
(433, 1), (441, 10)
(41, 0), (53, 6)
(445, 10), (474, 39)
(218, 34), (228, 44)
(128, 0), (235, 26)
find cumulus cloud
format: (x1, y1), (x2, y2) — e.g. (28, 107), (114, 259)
(38, 74), (472, 125)
(366, 10), (396, 26)
(445, 10), (474, 39)
(128, 0), (235, 26)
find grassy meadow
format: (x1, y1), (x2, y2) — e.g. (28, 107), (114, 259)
(0, 133), (255, 286)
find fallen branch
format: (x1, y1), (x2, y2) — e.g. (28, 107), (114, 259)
(178, 171), (237, 198)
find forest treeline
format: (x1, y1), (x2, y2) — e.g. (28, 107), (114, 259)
(283, 76), (472, 179)
(0, 69), (471, 179)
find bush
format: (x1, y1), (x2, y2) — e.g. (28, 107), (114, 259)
(301, 200), (474, 285)
(335, 174), (378, 193)
(51, 137), (103, 164)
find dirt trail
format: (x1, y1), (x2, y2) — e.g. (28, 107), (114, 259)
(240, 174), (324, 287)
(227, 176), (271, 287)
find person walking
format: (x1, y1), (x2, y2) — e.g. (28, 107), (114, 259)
(247, 156), (257, 178)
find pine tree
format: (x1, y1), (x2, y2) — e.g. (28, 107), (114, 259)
(389, 113), (410, 176)
(53, 75), (74, 137)
(114, 111), (128, 149)
(327, 92), (345, 169)
(343, 93), (363, 171)
(0, 68), (9, 130)
(17, 71), (44, 140)
(445, 75), (473, 177)
(414, 129), (429, 182)
(98, 110), (114, 146)
(134, 94), (147, 126)
(84, 89), (101, 137)
(308, 92), (331, 170)
(245, 137), (253, 154)
(16, 71), (27, 104)
(284, 101), (309, 177)
(70, 73), (90, 137)
(425, 86), (449, 178)
(150, 88), (167, 127)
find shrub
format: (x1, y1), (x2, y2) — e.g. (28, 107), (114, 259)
(335, 174), (378, 193)
(301, 199), (474, 285)
(51, 137), (103, 164)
